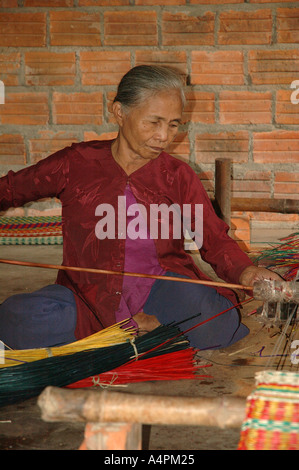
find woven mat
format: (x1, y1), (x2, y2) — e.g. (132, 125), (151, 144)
(238, 370), (299, 450)
(0, 216), (63, 245)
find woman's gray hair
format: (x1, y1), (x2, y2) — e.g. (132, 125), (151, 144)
(114, 65), (186, 112)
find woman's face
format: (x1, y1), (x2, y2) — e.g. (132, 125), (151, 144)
(114, 89), (183, 163)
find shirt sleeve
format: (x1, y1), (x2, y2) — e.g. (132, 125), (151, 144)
(0, 146), (71, 212)
(179, 164), (254, 286)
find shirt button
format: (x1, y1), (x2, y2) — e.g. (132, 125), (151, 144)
(115, 291), (121, 295)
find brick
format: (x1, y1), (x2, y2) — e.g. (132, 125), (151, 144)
(79, 0), (129, 4)
(232, 170), (272, 200)
(274, 171), (299, 183)
(0, 12), (46, 48)
(167, 132), (190, 163)
(248, 50), (299, 85)
(190, 0), (244, 3)
(136, 0), (184, 4)
(0, 134), (26, 166)
(250, 0), (293, 3)
(276, 90), (299, 125)
(0, 53), (21, 87)
(25, 0), (73, 5)
(253, 131), (299, 163)
(191, 51), (244, 85)
(135, 50), (187, 76)
(50, 11), (101, 46)
(84, 131), (118, 141)
(230, 215), (250, 251)
(277, 8), (299, 44)
(274, 182), (299, 200)
(232, 177), (271, 199)
(231, 218), (249, 237)
(251, 212), (299, 222)
(183, 91), (215, 124)
(198, 171), (214, 196)
(274, 172), (299, 200)
(0, 93), (49, 126)
(25, 52), (76, 87)
(107, 91), (117, 124)
(104, 11), (157, 46)
(162, 11), (214, 46)
(53, 92), (103, 125)
(231, 215), (250, 231)
(80, 51), (131, 86)
(219, 91), (272, 125)
(195, 131), (249, 164)
(29, 131), (79, 164)
(0, 0), (18, 6)
(219, 10), (272, 45)
(234, 169), (271, 181)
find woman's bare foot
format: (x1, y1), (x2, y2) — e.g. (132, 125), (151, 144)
(133, 311), (161, 336)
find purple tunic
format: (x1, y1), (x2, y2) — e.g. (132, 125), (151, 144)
(115, 185), (165, 327)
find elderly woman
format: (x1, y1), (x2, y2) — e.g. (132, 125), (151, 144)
(0, 65), (280, 350)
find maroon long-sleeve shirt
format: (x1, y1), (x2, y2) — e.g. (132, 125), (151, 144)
(0, 140), (254, 339)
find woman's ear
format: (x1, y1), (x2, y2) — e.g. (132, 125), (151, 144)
(112, 101), (125, 127)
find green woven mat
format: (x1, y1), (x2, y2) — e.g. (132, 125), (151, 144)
(0, 216), (63, 245)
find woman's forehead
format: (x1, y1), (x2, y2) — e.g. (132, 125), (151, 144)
(133, 89), (183, 116)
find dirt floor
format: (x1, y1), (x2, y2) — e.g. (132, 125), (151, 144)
(0, 245), (297, 451)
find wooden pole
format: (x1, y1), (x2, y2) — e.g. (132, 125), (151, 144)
(0, 258), (253, 292)
(215, 158), (232, 229)
(229, 197), (299, 214)
(38, 386), (246, 429)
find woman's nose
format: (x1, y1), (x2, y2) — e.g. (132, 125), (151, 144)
(155, 122), (169, 141)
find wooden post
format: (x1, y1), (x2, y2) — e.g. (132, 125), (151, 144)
(215, 158), (232, 229)
(79, 422), (142, 451)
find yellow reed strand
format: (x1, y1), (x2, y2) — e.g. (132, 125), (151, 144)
(0, 319), (135, 368)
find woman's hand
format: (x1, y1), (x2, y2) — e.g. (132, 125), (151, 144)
(239, 265), (282, 288)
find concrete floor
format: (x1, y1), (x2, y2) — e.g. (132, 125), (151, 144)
(0, 245), (296, 450)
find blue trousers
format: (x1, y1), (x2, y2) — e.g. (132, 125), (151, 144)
(0, 285), (77, 350)
(143, 272), (249, 350)
(0, 273), (249, 351)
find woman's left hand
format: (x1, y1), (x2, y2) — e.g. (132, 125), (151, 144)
(239, 265), (282, 288)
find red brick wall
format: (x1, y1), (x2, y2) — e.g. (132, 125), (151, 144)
(0, 0), (298, 246)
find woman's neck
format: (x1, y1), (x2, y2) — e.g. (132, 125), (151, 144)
(111, 138), (150, 176)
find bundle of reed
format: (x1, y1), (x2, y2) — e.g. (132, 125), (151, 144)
(0, 322), (193, 408)
(66, 348), (211, 388)
(0, 319), (135, 369)
(254, 232), (299, 281)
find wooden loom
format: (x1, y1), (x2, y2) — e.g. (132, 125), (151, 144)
(1, 258), (299, 450)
